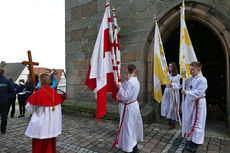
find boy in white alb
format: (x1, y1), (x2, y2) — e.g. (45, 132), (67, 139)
(113, 64), (143, 153)
(182, 61), (208, 153)
(25, 73), (63, 153)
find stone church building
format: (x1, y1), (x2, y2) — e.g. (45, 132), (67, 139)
(65, 0), (230, 135)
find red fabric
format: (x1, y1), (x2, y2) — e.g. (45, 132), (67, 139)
(104, 4), (110, 8)
(173, 91), (179, 120)
(85, 64), (96, 91)
(59, 94), (66, 102)
(110, 43), (115, 47)
(103, 28), (110, 58)
(108, 17), (112, 22)
(87, 72), (117, 121)
(96, 85), (107, 121)
(106, 73), (117, 101)
(32, 137), (56, 153)
(187, 98), (200, 138)
(26, 86), (63, 107)
(113, 66), (118, 71)
(112, 104), (127, 148)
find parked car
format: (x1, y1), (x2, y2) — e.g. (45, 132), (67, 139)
(56, 89), (66, 102)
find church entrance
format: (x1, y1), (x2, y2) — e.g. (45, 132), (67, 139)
(146, 2), (230, 135)
(164, 20), (227, 122)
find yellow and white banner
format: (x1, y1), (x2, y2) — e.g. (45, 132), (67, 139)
(179, 1), (198, 78)
(154, 22), (171, 103)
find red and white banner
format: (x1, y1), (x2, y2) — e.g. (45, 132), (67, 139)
(85, 3), (117, 121)
(113, 11), (121, 83)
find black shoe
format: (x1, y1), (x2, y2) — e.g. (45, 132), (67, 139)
(186, 141), (192, 151)
(18, 115), (25, 118)
(11, 114), (14, 118)
(1, 131), (6, 134)
(132, 145), (139, 153)
(169, 119), (172, 125)
(190, 142), (198, 153)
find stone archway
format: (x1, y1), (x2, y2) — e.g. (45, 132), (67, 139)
(146, 2), (230, 135)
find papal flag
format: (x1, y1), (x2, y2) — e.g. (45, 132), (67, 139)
(179, 1), (198, 78)
(153, 22), (171, 103)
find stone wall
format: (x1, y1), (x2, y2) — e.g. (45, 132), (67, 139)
(66, 0), (230, 104)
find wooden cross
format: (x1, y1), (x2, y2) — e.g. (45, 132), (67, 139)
(22, 50), (39, 91)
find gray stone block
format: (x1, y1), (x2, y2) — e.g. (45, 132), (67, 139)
(82, 0), (97, 17)
(70, 0), (94, 8)
(66, 69), (78, 85)
(71, 28), (87, 41)
(66, 29), (72, 42)
(71, 6), (82, 20)
(71, 18), (90, 31)
(66, 40), (81, 55)
(66, 9), (72, 22)
(65, 56), (74, 71)
(74, 59), (89, 70)
(83, 26), (97, 40)
(66, 0), (71, 9)
(97, 0), (105, 12)
(80, 39), (90, 52)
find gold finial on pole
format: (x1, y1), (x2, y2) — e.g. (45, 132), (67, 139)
(112, 7), (116, 13)
(153, 16), (157, 23)
(112, 7), (116, 15)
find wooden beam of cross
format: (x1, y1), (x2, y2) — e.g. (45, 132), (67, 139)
(22, 50), (39, 92)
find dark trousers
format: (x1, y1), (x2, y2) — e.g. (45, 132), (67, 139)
(18, 95), (26, 115)
(9, 98), (16, 117)
(171, 119), (176, 125)
(0, 102), (10, 132)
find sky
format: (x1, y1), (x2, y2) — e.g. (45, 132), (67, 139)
(0, 0), (65, 69)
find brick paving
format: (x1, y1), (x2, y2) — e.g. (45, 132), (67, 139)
(1, 111), (230, 153)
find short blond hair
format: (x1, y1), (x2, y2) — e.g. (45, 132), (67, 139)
(39, 73), (52, 86)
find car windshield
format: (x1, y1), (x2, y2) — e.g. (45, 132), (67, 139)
(56, 89), (64, 94)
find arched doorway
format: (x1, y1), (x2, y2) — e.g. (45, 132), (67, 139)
(164, 20), (226, 122)
(146, 2), (230, 135)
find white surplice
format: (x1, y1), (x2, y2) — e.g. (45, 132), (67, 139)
(116, 77), (143, 152)
(25, 103), (62, 139)
(184, 74), (207, 144)
(161, 74), (181, 121)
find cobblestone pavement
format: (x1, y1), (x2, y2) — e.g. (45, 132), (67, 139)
(1, 112), (230, 153)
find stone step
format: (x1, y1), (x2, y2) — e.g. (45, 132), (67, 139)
(62, 100), (155, 123)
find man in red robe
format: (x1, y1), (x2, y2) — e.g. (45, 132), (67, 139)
(25, 73), (63, 153)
